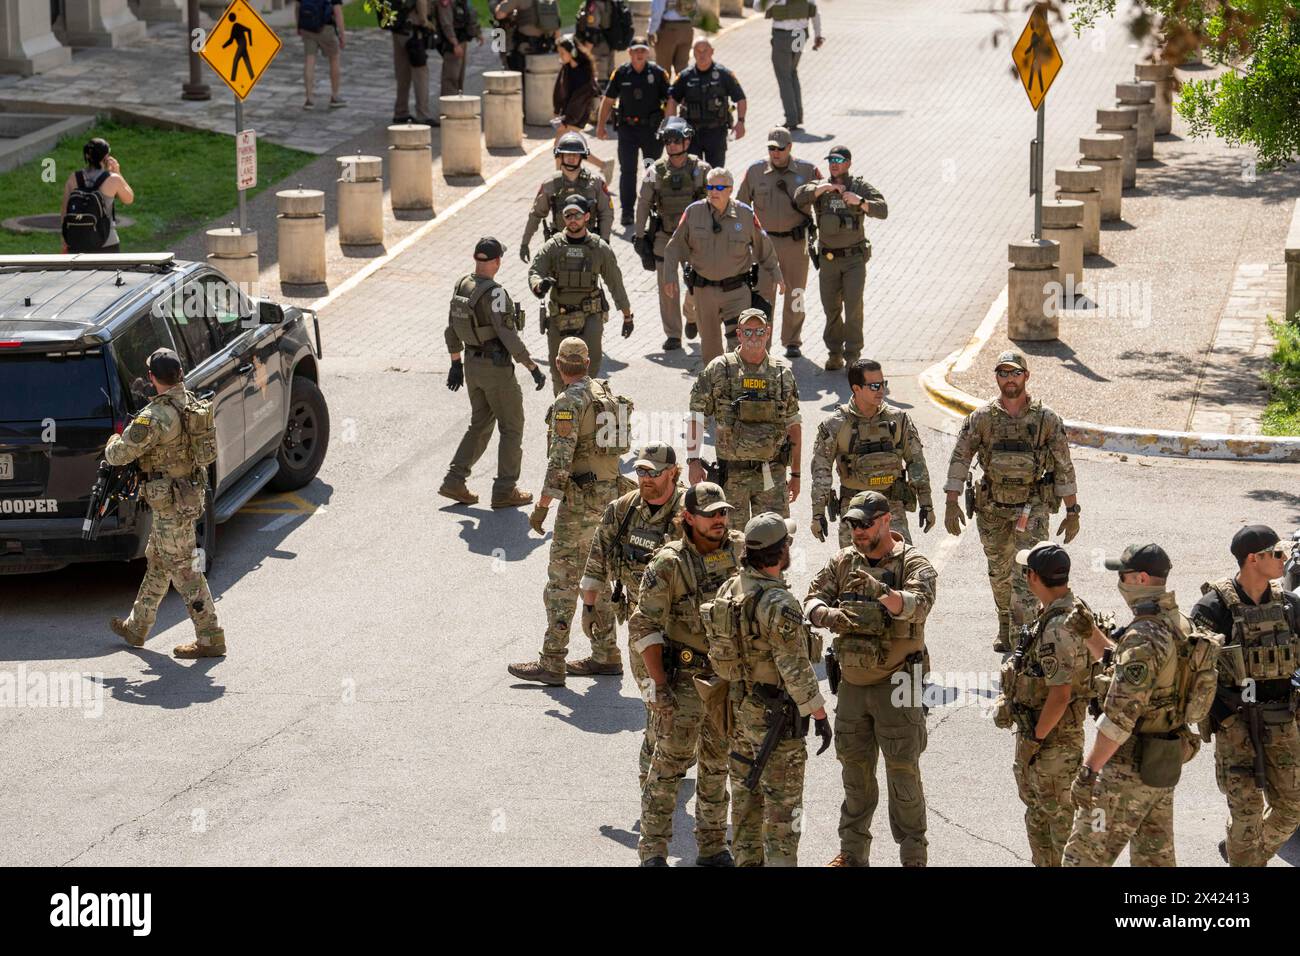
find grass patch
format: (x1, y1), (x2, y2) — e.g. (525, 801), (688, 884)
(1261, 316), (1300, 436)
(342, 0), (583, 32)
(0, 119), (313, 257)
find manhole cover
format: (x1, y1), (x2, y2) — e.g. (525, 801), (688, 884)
(3, 213), (135, 234)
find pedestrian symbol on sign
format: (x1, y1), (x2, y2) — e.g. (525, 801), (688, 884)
(199, 0), (282, 100)
(222, 13), (254, 84)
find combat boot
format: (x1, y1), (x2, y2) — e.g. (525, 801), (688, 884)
(173, 641), (226, 659)
(439, 481), (479, 506)
(993, 616), (1011, 654)
(507, 660), (566, 686)
(110, 617), (145, 648)
(566, 656), (623, 676)
(695, 849), (734, 867)
(491, 488), (533, 509)
(685, 321), (697, 340)
(827, 852), (866, 867)
(640, 856), (668, 867)
(824, 353), (845, 372)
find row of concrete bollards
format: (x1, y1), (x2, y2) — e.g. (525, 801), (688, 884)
(1007, 62), (1176, 340)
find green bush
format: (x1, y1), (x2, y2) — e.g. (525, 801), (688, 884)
(1261, 316), (1300, 435)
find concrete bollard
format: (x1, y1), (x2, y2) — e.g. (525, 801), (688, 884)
(1055, 164), (1103, 256)
(441, 94), (483, 176)
(1135, 62), (1175, 135)
(276, 189), (327, 285)
(206, 227), (258, 295)
(1080, 134), (1124, 222)
(1042, 200), (1084, 292)
(524, 53), (561, 127)
(483, 70), (524, 149)
(1097, 106), (1139, 189)
(1117, 81), (1156, 160)
(629, 0), (651, 38)
(720, 0), (743, 14)
(387, 123), (434, 213)
(336, 154), (384, 246)
(1008, 240), (1061, 341)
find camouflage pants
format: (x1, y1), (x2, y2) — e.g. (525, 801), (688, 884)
(730, 691), (808, 866)
(625, 597), (656, 788)
(541, 484), (619, 668)
(639, 666), (730, 862)
(835, 678), (928, 865)
(1062, 754), (1176, 867)
(722, 461), (789, 530)
(1214, 713), (1300, 866)
(837, 495), (911, 548)
(976, 502), (1049, 642)
(1013, 730), (1083, 866)
(126, 506), (224, 646)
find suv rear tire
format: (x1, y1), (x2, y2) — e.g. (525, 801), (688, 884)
(268, 376), (329, 492)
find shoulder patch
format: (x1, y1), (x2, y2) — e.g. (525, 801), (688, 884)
(1121, 661), (1149, 686)
(126, 423), (150, 443)
(780, 604), (804, 627)
(641, 566), (658, 591)
(132, 415), (151, 427)
(1041, 655), (1059, 680)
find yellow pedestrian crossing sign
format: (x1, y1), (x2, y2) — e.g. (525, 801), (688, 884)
(1013, 6), (1062, 112)
(200, 0), (282, 100)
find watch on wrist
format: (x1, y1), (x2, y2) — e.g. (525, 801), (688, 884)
(1077, 765), (1098, 785)
(1066, 504), (1081, 514)
(790, 471), (801, 478)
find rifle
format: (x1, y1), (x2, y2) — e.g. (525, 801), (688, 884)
(607, 499), (638, 622)
(827, 490), (841, 523)
(1242, 696), (1268, 790)
(731, 689), (793, 791)
(82, 460), (141, 541)
(824, 645), (841, 695)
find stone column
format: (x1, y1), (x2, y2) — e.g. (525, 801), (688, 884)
(524, 53), (561, 127)
(1007, 239), (1060, 341)
(1041, 200), (1084, 293)
(1135, 62), (1175, 135)
(1117, 81), (1156, 160)
(1055, 164), (1102, 256)
(629, 0), (651, 38)
(483, 70), (524, 149)
(441, 94), (483, 176)
(134, 0), (185, 21)
(337, 155), (384, 247)
(388, 123), (434, 213)
(206, 227), (258, 295)
(64, 0), (147, 47)
(1080, 134), (1124, 222)
(1097, 106), (1138, 189)
(0, 0), (71, 74)
(277, 189), (327, 285)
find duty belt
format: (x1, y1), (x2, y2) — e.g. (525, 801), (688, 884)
(466, 343), (506, 359)
(766, 225), (806, 239)
(719, 458), (771, 471)
(822, 242), (867, 261)
(619, 114), (660, 127)
(691, 271), (750, 290)
(666, 641), (711, 670)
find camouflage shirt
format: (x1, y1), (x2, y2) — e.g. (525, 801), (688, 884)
(542, 377), (621, 496)
(580, 486), (687, 600)
(1097, 592), (1182, 746)
(810, 401), (930, 511)
(689, 350), (800, 462)
(743, 567), (826, 717)
(104, 384), (192, 478)
(1017, 590), (1093, 735)
(629, 529), (745, 654)
(943, 397), (1077, 501)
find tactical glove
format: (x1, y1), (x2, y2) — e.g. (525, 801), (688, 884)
(1016, 733), (1042, 767)
(531, 276), (554, 298)
(944, 500), (966, 536)
(621, 316), (634, 338)
(529, 365), (547, 390)
(446, 359), (464, 391)
(529, 504), (548, 535)
(811, 511), (828, 542)
(581, 602), (596, 638)
(1070, 767), (1098, 812)
(649, 685), (676, 737)
(918, 504), (935, 534)
(1057, 511), (1080, 544)
(814, 716), (833, 755)
(519, 243), (530, 263)
(817, 607), (853, 634)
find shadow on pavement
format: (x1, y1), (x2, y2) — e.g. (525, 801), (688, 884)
(536, 676), (645, 735)
(453, 508), (546, 560)
(599, 778), (712, 865)
(95, 653), (225, 709)
(1244, 489), (1300, 525)
(1016, 339), (1112, 384)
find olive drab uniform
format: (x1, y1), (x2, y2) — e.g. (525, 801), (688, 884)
(944, 399), (1076, 646)
(539, 377), (632, 670)
(993, 591), (1095, 866)
(793, 174), (887, 362)
(667, 61), (745, 168)
(575, 0), (615, 107)
(581, 486), (687, 784)
(521, 169), (615, 250)
(811, 402), (931, 547)
(434, 0), (481, 96)
(628, 529), (744, 863)
(689, 351), (799, 528)
(495, 0), (560, 70)
(663, 199), (782, 363)
(709, 566), (825, 866)
(634, 153), (708, 339)
(736, 156), (819, 348)
(529, 232), (630, 394)
(762, 0), (817, 128)
(1195, 579), (1300, 867)
(805, 536), (937, 866)
(444, 274), (533, 499)
(105, 384), (225, 650)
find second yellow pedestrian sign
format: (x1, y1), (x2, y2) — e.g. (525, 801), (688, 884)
(1013, 6), (1062, 112)
(200, 0), (282, 100)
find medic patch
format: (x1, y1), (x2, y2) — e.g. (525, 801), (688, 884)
(1121, 661), (1149, 686)
(742, 378), (766, 389)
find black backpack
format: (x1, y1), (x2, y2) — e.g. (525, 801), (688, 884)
(606, 0), (634, 51)
(298, 0), (332, 32)
(62, 170), (113, 252)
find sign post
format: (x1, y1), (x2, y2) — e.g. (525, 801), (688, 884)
(1012, 5), (1062, 239)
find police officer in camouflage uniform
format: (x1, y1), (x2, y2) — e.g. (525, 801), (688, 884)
(509, 338), (625, 685)
(520, 133), (615, 259)
(995, 543), (1096, 867)
(736, 126), (819, 357)
(712, 512), (830, 866)
(108, 348), (226, 659)
(581, 442), (686, 785)
(944, 350), (1081, 653)
(811, 359), (932, 548)
(630, 481), (741, 866)
(793, 145), (887, 371)
(665, 38), (746, 168)
(687, 309), (800, 529)
(1190, 525), (1300, 867)
(663, 170), (783, 364)
(529, 194), (632, 394)
(805, 491), (937, 866)
(596, 37), (669, 225)
(1063, 544), (1199, 867)
(633, 116), (707, 350)
(440, 236), (546, 509)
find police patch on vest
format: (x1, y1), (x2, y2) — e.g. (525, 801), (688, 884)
(565, 248), (587, 257)
(742, 378), (767, 390)
(869, 475), (895, 487)
(629, 529), (661, 551)
(1121, 661), (1149, 685)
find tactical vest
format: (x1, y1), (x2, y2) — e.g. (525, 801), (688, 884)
(653, 158), (707, 228)
(569, 378), (633, 479)
(835, 406), (906, 499)
(1004, 596), (1095, 729)
(663, 534), (742, 652)
(552, 238), (601, 311)
(832, 548), (924, 686)
(668, 0), (696, 17)
(452, 0), (473, 39)
(138, 390), (201, 477)
(982, 406), (1048, 506)
(579, 0), (611, 33)
(1201, 578), (1299, 685)
(614, 488), (683, 585)
(705, 571), (786, 686)
(448, 275), (499, 348)
(614, 64), (665, 124)
(679, 68), (731, 128)
(715, 353), (788, 462)
(766, 0), (814, 18)
(547, 172), (601, 230)
(515, 0), (560, 32)
(816, 179), (867, 248)
(1125, 602), (1198, 736)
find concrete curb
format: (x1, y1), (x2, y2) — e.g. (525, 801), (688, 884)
(918, 286), (1300, 463)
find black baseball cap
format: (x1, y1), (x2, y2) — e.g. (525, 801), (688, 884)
(474, 236), (506, 260)
(1105, 543), (1172, 578)
(146, 347), (182, 379)
(1016, 542), (1070, 585)
(826, 145), (852, 162)
(561, 194), (590, 215)
(1231, 524), (1281, 564)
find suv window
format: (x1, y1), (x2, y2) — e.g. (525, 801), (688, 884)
(201, 274), (253, 349)
(0, 351), (111, 422)
(113, 310), (177, 413)
(164, 280), (216, 369)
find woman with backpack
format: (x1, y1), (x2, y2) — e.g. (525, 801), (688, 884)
(553, 37), (598, 138)
(61, 138), (134, 254)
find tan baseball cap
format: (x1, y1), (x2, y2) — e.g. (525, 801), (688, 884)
(685, 481), (731, 514)
(744, 512), (797, 549)
(843, 490), (890, 524)
(634, 442), (676, 474)
(736, 307), (769, 327)
(995, 349), (1028, 371)
(767, 126), (792, 149)
(557, 337), (589, 361)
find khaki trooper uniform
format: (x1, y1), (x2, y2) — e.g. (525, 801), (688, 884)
(811, 401), (931, 547)
(494, 0), (559, 70)
(443, 272), (534, 501)
(634, 151), (708, 339)
(650, 0), (695, 77)
(794, 170), (887, 364)
(945, 398), (1076, 648)
(689, 345), (799, 528)
(629, 524), (744, 864)
(529, 230), (630, 394)
(663, 198), (782, 363)
(995, 589), (1094, 866)
(805, 528), (937, 866)
(521, 168), (615, 251)
(735, 143), (819, 349)
(581, 481), (687, 784)
(107, 382), (225, 657)
(1192, 578), (1300, 867)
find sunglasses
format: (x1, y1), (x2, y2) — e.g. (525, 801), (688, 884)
(691, 507), (731, 518)
(663, 135), (686, 144)
(996, 368), (1025, 379)
(863, 381), (886, 391)
(635, 466), (666, 477)
(562, 211), (585, 220)
(1257, 548), (1287, 560)
(846, 516), (880, 530)
(739, 328), (767, 339)
(704, 184), (730, 191)
(767, 145), (788, 152)
(828, 158), (848, 165)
